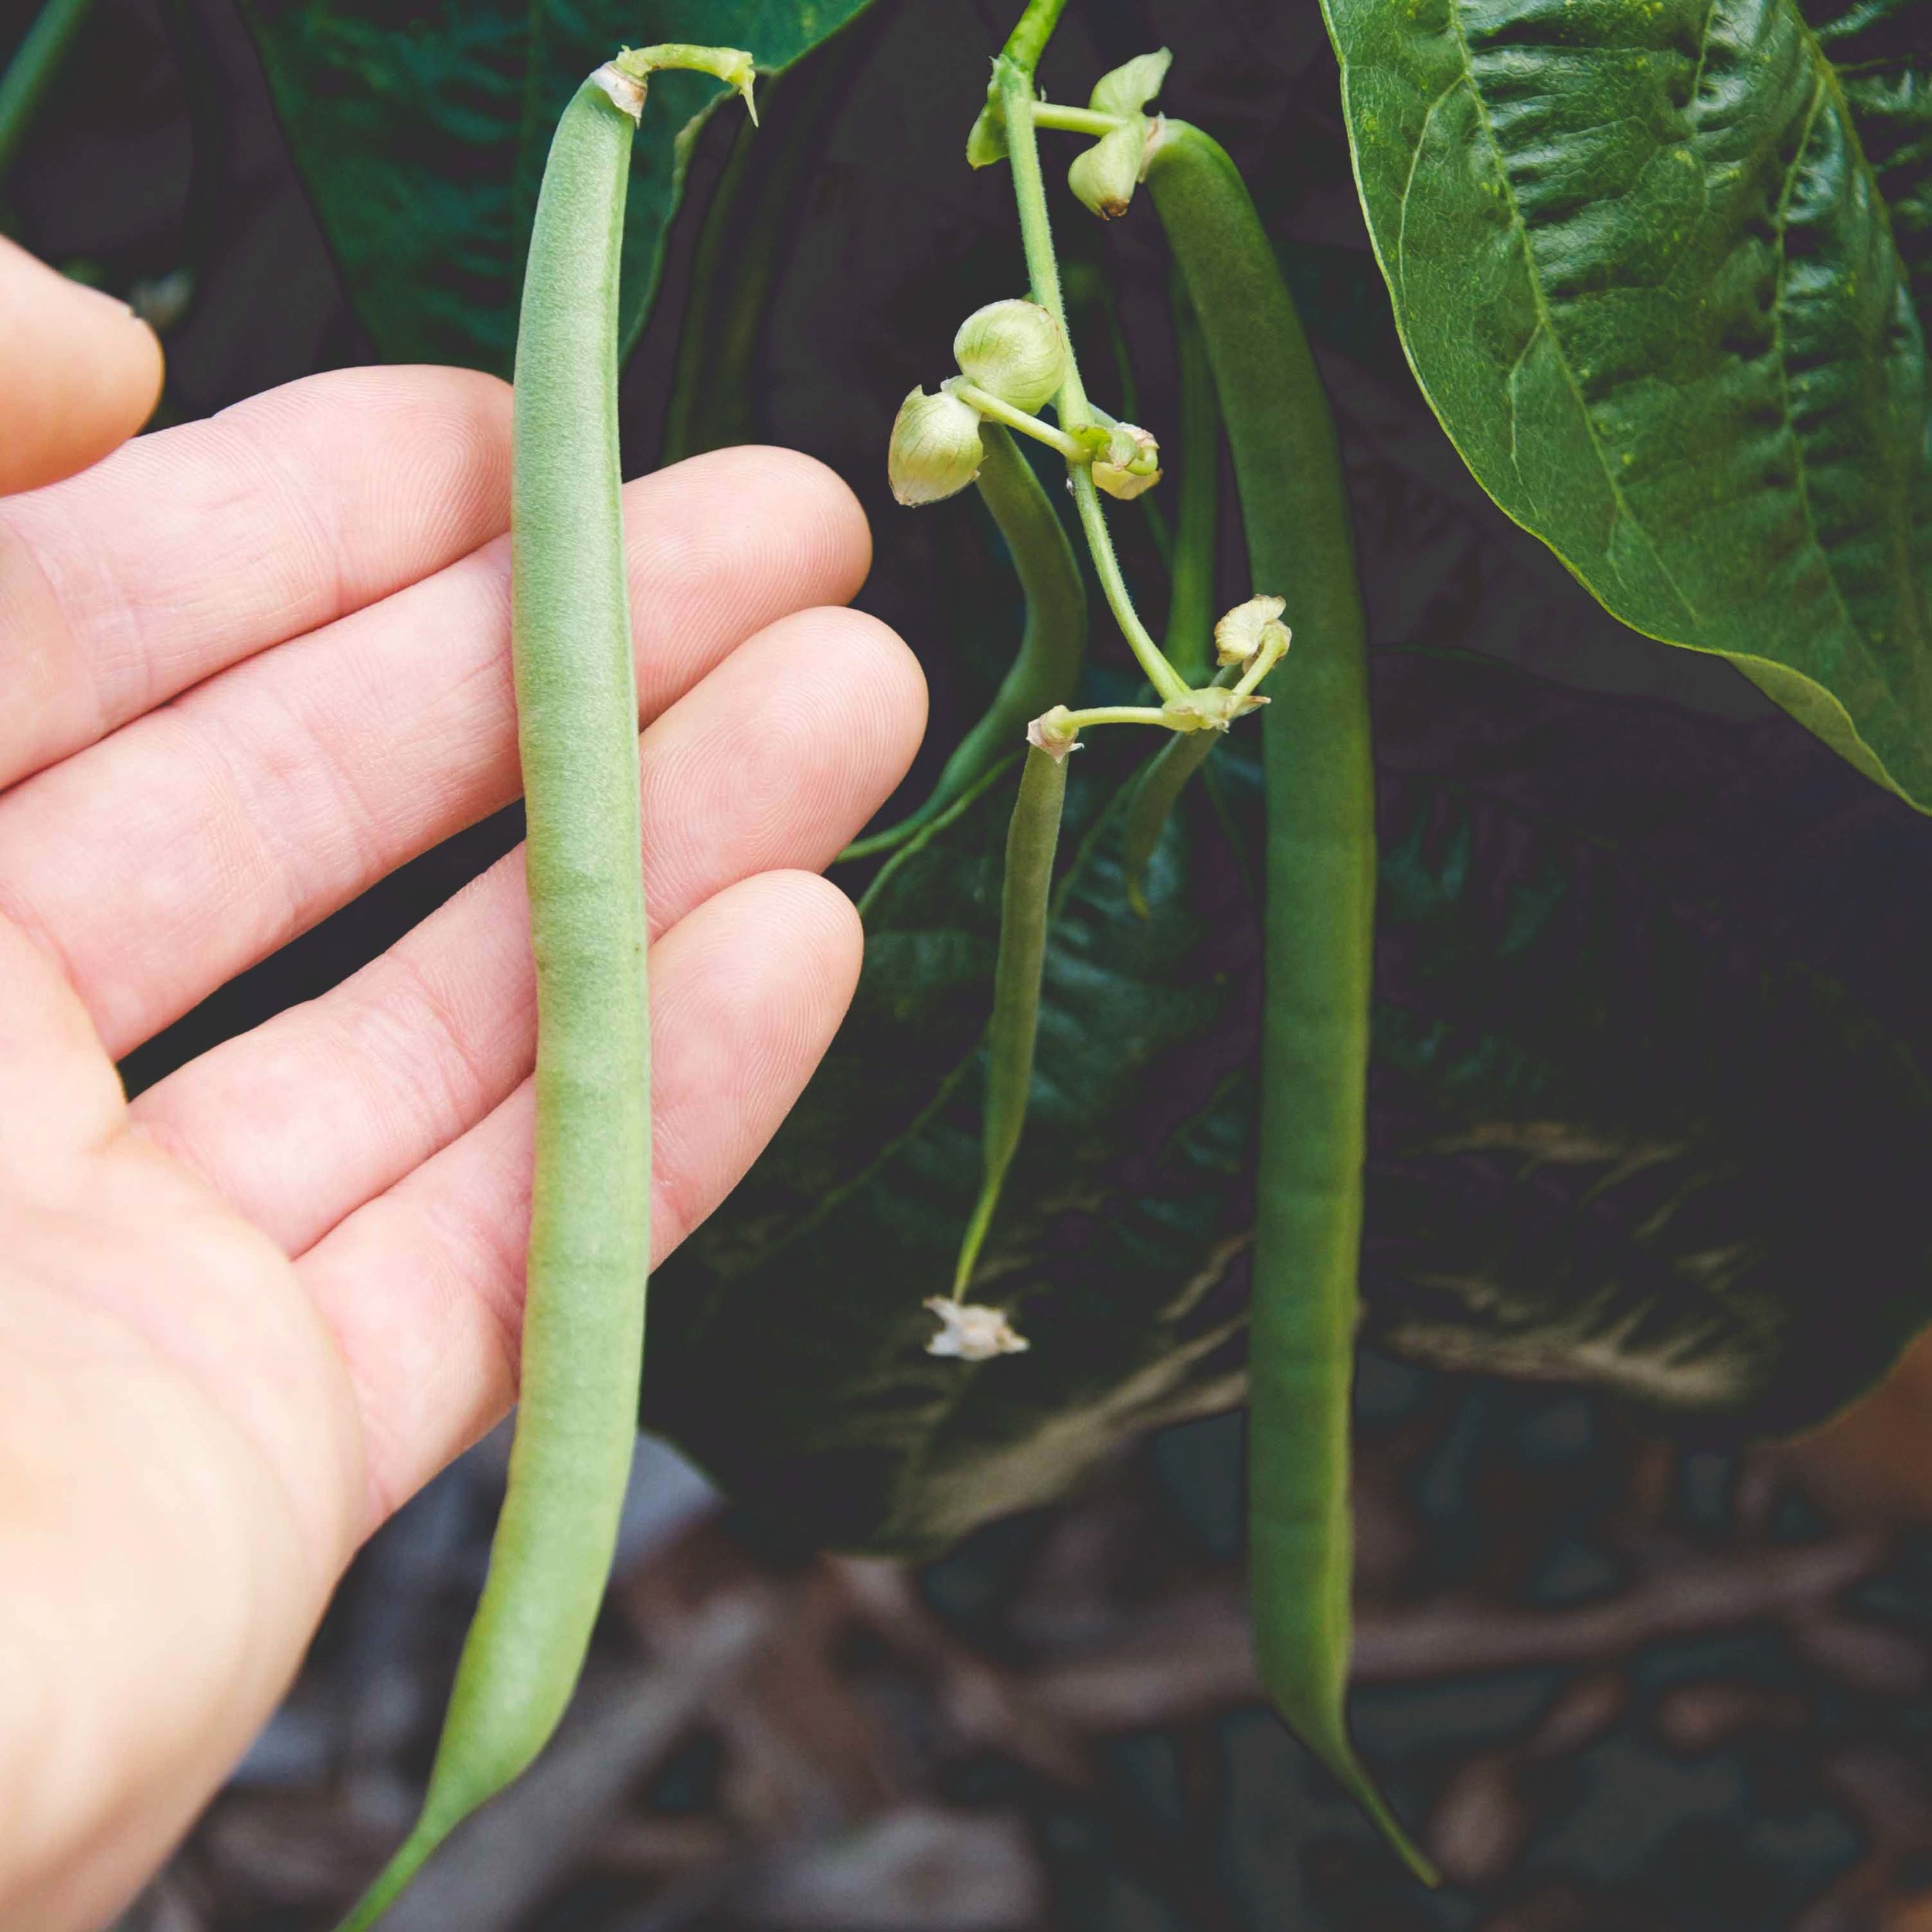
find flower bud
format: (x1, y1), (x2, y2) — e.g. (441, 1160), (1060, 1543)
(953, 298), (1066, 413)
(1093, 422), (1162, 499)
(1215, 594), (1291, 667)
(1069, 49), (1171, 219)
(1069, 121), (1147, 220)
(887, 386), (985, 505)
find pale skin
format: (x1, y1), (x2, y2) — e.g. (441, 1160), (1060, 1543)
(0, 235), (927, 1930)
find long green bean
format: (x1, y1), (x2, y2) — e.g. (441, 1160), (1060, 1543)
(1121, 282), (1223, 913)
(842, 424), (1084, 862)
(946, 740), (1069, 1301)
(335, 49), (753, 1930)
(1146, 121), (1437, 1885)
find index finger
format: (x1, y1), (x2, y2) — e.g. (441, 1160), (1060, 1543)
(0, 365), (515, 790)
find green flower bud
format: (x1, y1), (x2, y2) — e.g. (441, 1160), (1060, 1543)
(1069, 49), (1172, 219)
(1214, 594), (1291, 667)
(953, 298), (1066, 413)
(1093, 422), (1162, 499)
(1069, 121), (1147, 220)
(888, 386), (985, 506)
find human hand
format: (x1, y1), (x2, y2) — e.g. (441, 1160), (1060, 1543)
(0, 240), (924, 1930)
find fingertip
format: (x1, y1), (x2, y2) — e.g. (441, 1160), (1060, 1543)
(651, 442), (872, 607)
(0, 238), (164, 495)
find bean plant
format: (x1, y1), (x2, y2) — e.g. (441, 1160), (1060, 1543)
(197, 0), (1920, 1910)
(870, 0), (1434, 1879)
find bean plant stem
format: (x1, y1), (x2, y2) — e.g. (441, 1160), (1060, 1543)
(1145, 120), (1435, 1887)
(994, 60), (1089, 427)
(1058, 703), (1182, 731)
(991, 33), (1192, 709)
(949, 378), (1087, 459)
(1070, 464), (1189, 701)
(1030, 102), (1121, 137)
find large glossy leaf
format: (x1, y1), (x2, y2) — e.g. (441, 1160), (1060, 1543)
(643, 650), (1932, 1556)
(233, 0), (874, 370)
(1320, 0), (1932, 804)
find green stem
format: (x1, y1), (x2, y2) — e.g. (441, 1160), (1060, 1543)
(994, 0), (1069, 85)
(1031, 102), (1122, 137)
(1071, 465), (1189, 702)
(994, 59), (1089, 428)
(0, 0), (96, 186)
(841, 424), (1085, 862)
(1055, 702), (1182, 732)
(1146, 122), (1436, 1888)
(949, 379), (1087, 460)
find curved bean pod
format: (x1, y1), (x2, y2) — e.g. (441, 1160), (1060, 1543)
(1121, 283), (1223, 914)
(949, 738), (1070, 1296)
(337, 52), (749, 1928)
(843, 423), (1084, 862)
(1146, 122), (1437, 1885)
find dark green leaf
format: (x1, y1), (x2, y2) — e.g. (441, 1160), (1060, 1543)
(1318, 0), (1932, 804)
(233, 0), (874, 370)
(644, 652), (1932, 1555)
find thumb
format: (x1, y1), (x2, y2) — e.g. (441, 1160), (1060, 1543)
(0, 234), (163, 495)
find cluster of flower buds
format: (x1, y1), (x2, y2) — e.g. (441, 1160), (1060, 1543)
(888, 298), (1065, 505)
(888, 297), (1162, 508)
(1068, 50), (1170, 219)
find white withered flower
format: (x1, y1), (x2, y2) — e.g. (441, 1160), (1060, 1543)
(924, 1298), (1031, 1361)
(1214, 594), (1291, 668)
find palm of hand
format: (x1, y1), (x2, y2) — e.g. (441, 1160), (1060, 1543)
(0, 364), (922, 1930)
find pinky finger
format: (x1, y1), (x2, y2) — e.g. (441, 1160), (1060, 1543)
(295, 869), (862, 1535)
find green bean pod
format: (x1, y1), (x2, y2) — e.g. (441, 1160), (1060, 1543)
(951, 740), (1070, 1294)
(335, 66), (654, 1932)
(1159, 279), (1219, 685)
(843, 424), (1084, 862)
(1146, 124), (1437, 1885)
(1121, 283), (1223, 915)
(1119, 718), (1219, 919)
